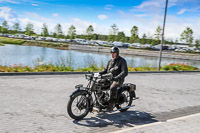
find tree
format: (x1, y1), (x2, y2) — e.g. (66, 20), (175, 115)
(91, 34), (98, 40)
(130, 26), (139, 43)
(195, 39), (200, 49)
(53, 33), (57, 38)
(175, 38), (179, 44)
(107, 24), (118, 42)
(169, 39), (174, 45)
(41, 23), (49, 37)
(86, 25), (94, 35)
(131, 26), (138, 36)
(13, 23), (21, 34)
(109, 24), (118, 35)
(25, 23), (34, 36)
(154, 26), (162, 41)
(67, 25), (76, 39)
(117, 32), (126, 42)
(151, 39), (159, 45)
(180, 27), (193, 45)
(54, 24), (63, 38)
(1, 20), (9, 33)
(140, 33), (147, 44)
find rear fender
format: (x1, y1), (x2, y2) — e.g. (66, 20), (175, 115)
(120, 83), (136, 98)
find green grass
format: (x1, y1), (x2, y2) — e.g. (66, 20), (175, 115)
(23, 41), (69, 49)
(0, 37), (69, 49)
(0, 37), (25, 45)
(0, 63), (198, 72)
(0, 42), (5, 46)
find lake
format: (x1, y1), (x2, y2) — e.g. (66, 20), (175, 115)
(0, 44), (199, 68)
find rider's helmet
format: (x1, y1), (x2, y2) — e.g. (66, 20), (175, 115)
(110, 46), (119, 57)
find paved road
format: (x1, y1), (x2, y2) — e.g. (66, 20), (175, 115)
(111, 113), (200, 133)
(0, 72), (200, 133)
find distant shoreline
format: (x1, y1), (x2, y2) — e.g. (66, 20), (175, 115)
(69, 44), (200, 61)
(0, 37), (69, 50)
(22, 41), (69, 50)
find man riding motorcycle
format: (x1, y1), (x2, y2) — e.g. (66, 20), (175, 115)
(99, 46), (128, 112)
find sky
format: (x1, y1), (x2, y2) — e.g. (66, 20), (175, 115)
(0, 0), (200, 42)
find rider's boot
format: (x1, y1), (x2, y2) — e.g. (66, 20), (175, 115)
(105, 90), (117, 112)
(104, 102), (115, 112)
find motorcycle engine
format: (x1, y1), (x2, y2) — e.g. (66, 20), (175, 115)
(97, 90), (109, 105)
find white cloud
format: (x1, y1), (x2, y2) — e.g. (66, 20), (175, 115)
(52, 13), (59, 17)
(32, 4), (38, 6)
(18, 12), (55, 33)
(98, 15), (108, 20)
(131, 0), (179, 16)
(177, 7), (200, 15)
(24, 12), (52, 23)
(0, 0), (19, 4)
(135, 0), (178, 9)
(18, 17), (43, 33)
(0, 7), (18, 22)
(105, 4), (114, 10)
(134, 14), (148, 17)
(136, 1), (161, 9)
(118, 10), (127, 17)
(177, 9), (188, 14)
(69, 18), (97, 34)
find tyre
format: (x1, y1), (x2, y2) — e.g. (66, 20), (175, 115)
(67, 92), (90, 120)
(116, 89), (133, 112)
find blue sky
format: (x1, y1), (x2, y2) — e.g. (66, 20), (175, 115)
(0, 0), (200, 42)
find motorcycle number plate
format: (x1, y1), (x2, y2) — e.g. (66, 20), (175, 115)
(94, 73), (99, 78)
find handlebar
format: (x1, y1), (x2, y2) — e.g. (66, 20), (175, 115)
(85, 72), (113, 81)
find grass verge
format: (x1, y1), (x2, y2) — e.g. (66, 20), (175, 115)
(0, 63), (199, 72)
(0, 37), (69, 49)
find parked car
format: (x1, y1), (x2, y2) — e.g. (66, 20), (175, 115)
(130, 43), (141, 48)
(113, 41), (124, 47)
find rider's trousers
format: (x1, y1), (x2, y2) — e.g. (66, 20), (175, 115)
(109, 80), (124, 103)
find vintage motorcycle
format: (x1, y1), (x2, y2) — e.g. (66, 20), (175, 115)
(67, 72), (138, 120)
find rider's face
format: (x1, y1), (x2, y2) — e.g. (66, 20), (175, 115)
(111, 52), (117, 59)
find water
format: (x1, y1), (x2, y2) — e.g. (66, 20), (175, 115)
(0, 44), (199, 68)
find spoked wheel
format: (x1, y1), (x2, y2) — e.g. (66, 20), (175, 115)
(67, 92), (89, 120)
(116, 89), (133, 112)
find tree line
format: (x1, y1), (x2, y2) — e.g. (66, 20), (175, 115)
(0, 20), (199, 46)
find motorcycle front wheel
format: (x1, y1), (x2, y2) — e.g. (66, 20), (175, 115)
(116, 89), (133, 112)
(67, 92), (90, 120)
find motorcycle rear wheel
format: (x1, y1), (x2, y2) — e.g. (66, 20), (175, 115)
(67, 92), (90, 120)
(116, 89), (133, 112)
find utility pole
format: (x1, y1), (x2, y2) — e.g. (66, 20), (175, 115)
(158, 0), (168, 71)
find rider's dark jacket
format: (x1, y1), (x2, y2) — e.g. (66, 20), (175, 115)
(100, 56), (128, 81)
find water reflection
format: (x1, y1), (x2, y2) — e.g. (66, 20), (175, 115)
(0, 44), (199, 68)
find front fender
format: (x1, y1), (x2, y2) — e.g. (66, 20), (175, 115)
(70, 89), (89, 98)
(69, 89), (93, 111)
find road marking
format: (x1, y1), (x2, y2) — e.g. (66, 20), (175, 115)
(167, 112), (200, 122)
(109, 113), (200, 133)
